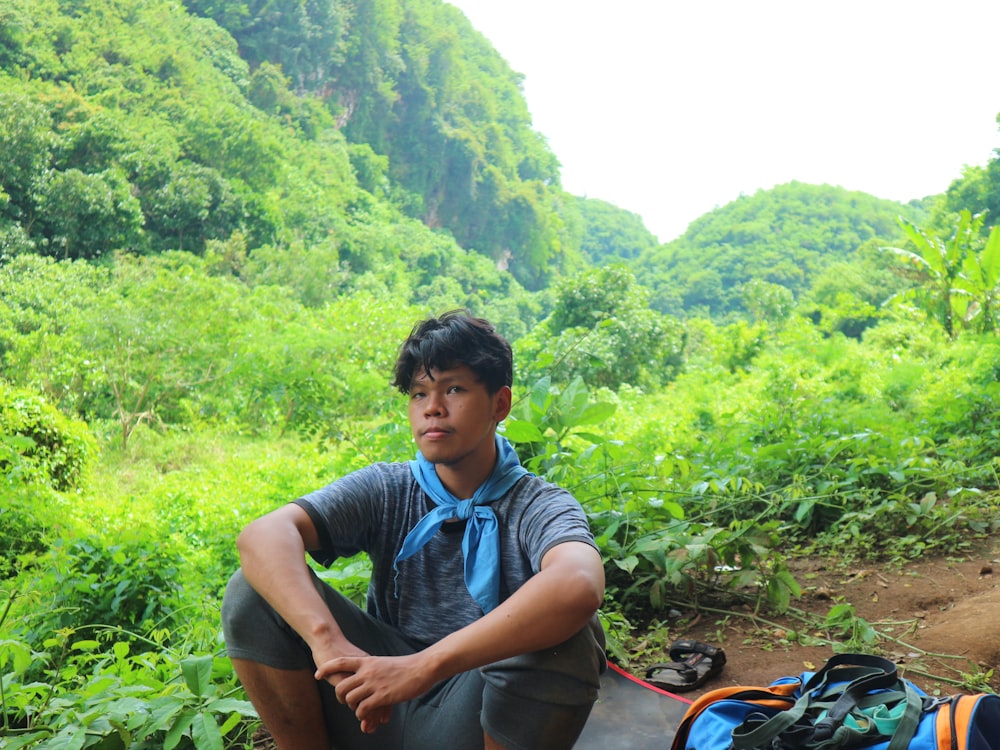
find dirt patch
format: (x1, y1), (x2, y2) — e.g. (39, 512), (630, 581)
(621, 541), (1000, 699)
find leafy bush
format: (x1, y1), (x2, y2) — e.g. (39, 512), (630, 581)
(0, 382), (96, 491)
(0, 384), (95, 578)
(0, 486), (63, 580)
(17, 535), (185, 645)
(518, 266), (686, 390)
(505, 375), (796, 625)
(0, 617), (257, 749)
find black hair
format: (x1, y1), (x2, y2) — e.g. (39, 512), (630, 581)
(392, 310), (513, 395)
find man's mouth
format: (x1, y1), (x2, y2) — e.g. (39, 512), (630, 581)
(422, 426), (452, 439)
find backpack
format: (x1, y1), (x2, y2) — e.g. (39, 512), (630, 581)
(670, 652), (1000, 750)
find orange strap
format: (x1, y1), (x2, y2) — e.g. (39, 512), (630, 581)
(671, 681), (800, 750)
(935, 694), (983, 750)
(935, 700), (952, 750)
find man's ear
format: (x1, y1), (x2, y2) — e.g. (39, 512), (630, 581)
(493, 385), (513, 423)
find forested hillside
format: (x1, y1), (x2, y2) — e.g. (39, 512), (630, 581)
(635, 182), (928, 319)
(0, 0), (639, 293)
(5, 0), (1000, 746)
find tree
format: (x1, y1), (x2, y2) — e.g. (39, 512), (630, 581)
(881, 211), (998, 338)
(961, 223), (1000, 334)
(37, 167), (145, 259)
(142, 161), (245, 253)
(0, 91), (53, 224)
(939, 158), (1000, 237)
(572, 196), (659, 264)
(521, 266), (686, 390)
(741, 279), (794, 323)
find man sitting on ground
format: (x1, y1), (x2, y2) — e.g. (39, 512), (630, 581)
(222, 310), (607, 750)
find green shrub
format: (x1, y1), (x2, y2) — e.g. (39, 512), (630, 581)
(0, 382), (96, 491)
(0, 384), (94, 578)
(0, 486), (63, 579)
(17, 535), (185, 646)
(0, 622), (258, 748)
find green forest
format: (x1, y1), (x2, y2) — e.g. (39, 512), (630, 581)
(3, 0), (1000, 746)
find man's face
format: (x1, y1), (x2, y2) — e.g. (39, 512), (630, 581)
(407, 365), (511, 469)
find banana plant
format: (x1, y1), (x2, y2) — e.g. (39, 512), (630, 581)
(882, 210), (995, 338)
(960, 223), (1000, 333)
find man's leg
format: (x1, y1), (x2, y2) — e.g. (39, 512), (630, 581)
(479, 616), (605, 750)
(222, 569), (416, 750)
(231, 660), (328, 750)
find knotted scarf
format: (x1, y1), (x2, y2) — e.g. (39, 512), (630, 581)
(393, 434), (528, 614)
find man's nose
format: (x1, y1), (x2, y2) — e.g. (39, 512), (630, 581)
(423, 392), (445, 415)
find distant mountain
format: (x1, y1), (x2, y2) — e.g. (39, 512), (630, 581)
(633, 181), (927, 319)
(571, 196), (659, 266)
(6, 0), (990, 319)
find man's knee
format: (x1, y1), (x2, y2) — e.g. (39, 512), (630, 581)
(221, 569), (313, 669)
(221, 569), (262, 640)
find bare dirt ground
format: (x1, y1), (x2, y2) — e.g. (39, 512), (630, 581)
(622, 539), (1000, 700)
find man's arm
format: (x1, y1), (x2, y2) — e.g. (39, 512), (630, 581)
(237, 504), (367, 664)
(319, 540), (605, 727)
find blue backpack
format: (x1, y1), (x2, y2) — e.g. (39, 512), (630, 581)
(670, 653), (1000, 750)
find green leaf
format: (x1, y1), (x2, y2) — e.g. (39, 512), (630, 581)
(2, 732), (53, 750)
(899, 219), (945, 276)
(775, 569), (802, 597)
(980, 225), (1000, 288)
(147, 697), (187, 734)
(659, 500), (685, 520)
(0, 639), (33, 673)
(613, 555), (639, 574)
(181, 654), (214, 697)
(573, 401), (617, 427)
(205, 697), (258, 716)
(528, 376), (552, 417)
(191, 712), (224, 750)
(40, 726), (88, 750)
(558, 377), (589, 422)
(501, 419), (543, 443)
(164, 708), (197, 750)
(219, 710), (249, 734)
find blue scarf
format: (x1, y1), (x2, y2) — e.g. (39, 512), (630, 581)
(394, 434), (528, 614)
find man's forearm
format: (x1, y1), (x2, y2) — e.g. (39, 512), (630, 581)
(420, 542), (604, 682)
(237, 510), (353, 655)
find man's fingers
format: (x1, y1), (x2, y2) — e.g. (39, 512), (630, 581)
(333, 673), (360, 705)
(338, 677), (383, 715)
(359, 706), (392, 734)
(316, 656), (360, 681)
(357, 702), (392, 733)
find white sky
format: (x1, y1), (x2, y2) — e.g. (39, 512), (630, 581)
(446, 0), (1000, 242)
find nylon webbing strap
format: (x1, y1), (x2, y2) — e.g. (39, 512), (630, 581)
(729, 654), (919, 750)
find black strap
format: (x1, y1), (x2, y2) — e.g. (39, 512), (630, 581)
(730, 654), (915, 750)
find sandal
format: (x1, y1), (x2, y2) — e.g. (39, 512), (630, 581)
(644, 639), (726, 693)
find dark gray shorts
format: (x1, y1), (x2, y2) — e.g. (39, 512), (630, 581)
(221, 569), (606, 750)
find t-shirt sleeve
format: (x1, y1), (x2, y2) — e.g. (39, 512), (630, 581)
(292, 464), (390, 567)
(513, 480), (598, 574)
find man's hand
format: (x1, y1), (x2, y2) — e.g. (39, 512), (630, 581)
(315, 652), (438, 734)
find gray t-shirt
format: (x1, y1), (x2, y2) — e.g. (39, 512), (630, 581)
(294, 461), (597, 645)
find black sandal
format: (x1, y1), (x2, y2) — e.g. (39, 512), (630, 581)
(644, 639), (726, 693)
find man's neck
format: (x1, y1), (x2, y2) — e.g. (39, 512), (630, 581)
(434, 451), (497, 500)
